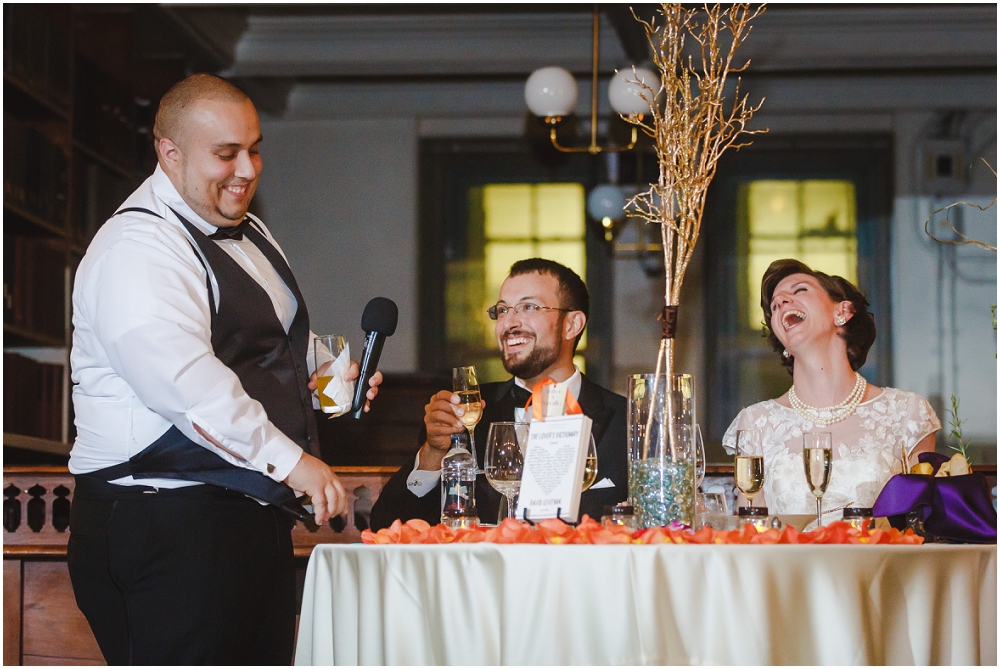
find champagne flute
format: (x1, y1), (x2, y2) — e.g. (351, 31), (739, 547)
(695, 424), (706, 491)
(803, 433), (833, 526)
(485, 422), (527, 523)
(453, 366), (482, 465)
(580, 435), (598, 492)
(734, 429), (764, 509)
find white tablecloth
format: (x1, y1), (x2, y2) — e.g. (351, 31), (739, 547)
(294, 543), (996, 665)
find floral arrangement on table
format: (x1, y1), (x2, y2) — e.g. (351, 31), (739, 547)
(619, 3), (767, 529)
(362, 516), (923, 546)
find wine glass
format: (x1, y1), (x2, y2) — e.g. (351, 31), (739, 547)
(803, 433), (833, 526)
(580, 435), (598, 492)
(734, 429), (764, 509)
(453, 366), (482, 465)
(695, 491), (729, 530)
(695, 424), (706, 491)
(314, 334), (351, 417)
(485, 422), (527, 523)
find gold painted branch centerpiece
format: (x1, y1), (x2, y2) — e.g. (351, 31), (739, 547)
(623, 3), (766, 527)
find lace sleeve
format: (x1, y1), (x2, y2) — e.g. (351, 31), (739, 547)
(903, 392), (943, 454)
(722, 407), (754, 455)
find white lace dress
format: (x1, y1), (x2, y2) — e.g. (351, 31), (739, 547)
(722, 388), (941, 515)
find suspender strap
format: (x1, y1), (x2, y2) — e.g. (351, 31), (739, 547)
(114, 206), (215, 312)
(114, 207), (162, 218)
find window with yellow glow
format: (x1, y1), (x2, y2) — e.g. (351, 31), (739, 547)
(445, 183), (587, 382)
(744, 180), (857, 330)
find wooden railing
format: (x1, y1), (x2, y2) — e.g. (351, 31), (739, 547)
(2, 465), (398, 666)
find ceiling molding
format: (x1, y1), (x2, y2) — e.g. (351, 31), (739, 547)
(279, 72), (996, 121)
(738, 5), (997, 72)
(228, 13), (630, 78)
(154, 5), (996, 121)
(232, 77), (296, 117)
(160, 6), (248, 70)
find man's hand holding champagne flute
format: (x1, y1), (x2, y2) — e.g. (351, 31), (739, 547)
(417, 366), (487, 472)
(452, 366), (483, 462)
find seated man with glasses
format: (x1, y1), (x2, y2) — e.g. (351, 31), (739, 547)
(370, 258), (627, 529)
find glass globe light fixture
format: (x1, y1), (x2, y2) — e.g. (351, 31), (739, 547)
(522, 7), (639, 155)
(524, 67), (578, 119)
(608, 67), (658, 117)
(588, 184), (627, 241)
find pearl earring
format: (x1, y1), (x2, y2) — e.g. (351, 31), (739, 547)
(835, 315), (847, 326)
(782, 349), (790, 359)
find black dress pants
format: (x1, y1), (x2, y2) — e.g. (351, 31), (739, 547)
(67, 477), (297, 666)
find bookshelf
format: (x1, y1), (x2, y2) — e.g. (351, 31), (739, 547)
(3, 6), (192, 460)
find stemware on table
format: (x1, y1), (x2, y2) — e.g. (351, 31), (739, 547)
(484, 422), (528, 523)
(452, 366), (482, 466)
(734, 429), (764, 509)
(580, 434), (598, 492)
(803, 432), (833, 526)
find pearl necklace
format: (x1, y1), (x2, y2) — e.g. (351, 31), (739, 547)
(788, 372), (867, 427)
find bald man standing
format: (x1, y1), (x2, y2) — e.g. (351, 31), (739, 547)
(66, 74), (379, 665)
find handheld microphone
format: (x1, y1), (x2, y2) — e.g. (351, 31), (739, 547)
(351, 297), (398, 419)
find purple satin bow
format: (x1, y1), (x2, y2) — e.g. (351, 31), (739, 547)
(873, 453), (997, 543)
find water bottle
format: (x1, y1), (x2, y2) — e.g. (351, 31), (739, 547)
(441, 432), (478, 528)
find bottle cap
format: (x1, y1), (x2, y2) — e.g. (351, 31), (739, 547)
(603, 504), (634, 517)
(842, 507), (873, 519)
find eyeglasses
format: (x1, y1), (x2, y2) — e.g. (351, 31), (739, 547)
(487, 302), (572, 321)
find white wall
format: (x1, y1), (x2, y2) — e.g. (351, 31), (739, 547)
(890, 109), (997, 458)
(254, 118), (419, 372)
(892, 196), (997, 450)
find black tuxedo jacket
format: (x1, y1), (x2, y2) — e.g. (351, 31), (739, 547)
(369, 374), (628, 531)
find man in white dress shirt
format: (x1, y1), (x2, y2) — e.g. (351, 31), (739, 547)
(67, 74), (380, 665)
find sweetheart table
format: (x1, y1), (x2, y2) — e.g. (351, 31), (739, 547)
(294, 542), (996, 665)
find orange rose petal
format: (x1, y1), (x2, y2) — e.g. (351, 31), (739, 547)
(537, 518), (572, 537)
(360, 517), (929, 545)
(426, 526), (454, 544)
(775, 526), (798, 544)
(689, 526), (715, 544)
(405, 518), (431, 533)
(457, 530), (486, 543)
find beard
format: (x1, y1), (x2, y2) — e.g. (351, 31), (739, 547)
(501, 337), (561, 381)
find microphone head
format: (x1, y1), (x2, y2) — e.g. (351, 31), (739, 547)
(360, 297), (398, 336)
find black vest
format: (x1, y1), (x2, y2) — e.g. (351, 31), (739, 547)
(86, 207), (319, 518)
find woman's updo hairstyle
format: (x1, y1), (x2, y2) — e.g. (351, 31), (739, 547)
(760, 259), (876, 375)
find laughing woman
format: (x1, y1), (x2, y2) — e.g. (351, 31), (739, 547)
(723, 259), (941, 517)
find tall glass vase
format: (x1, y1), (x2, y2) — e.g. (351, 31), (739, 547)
(627, 373), (697, 528)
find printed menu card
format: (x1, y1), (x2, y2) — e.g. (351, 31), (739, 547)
(516, 413), (593, 522)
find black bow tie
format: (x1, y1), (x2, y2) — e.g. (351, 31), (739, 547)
(208, 218), (252, 241)
(511, 384), (532, 408)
